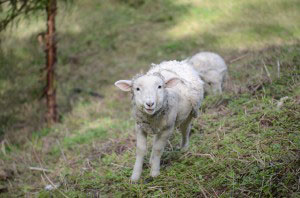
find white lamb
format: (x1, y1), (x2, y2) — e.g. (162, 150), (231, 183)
(115, 60), (204, 182)
(185, 52), (228, 94)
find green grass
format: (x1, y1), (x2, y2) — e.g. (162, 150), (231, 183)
(0, 0), (300, 197)
(39, 48), (299, 197)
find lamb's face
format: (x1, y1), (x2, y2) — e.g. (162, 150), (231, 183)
(133, 75), (165, 115)
(115, 75), (181, 115)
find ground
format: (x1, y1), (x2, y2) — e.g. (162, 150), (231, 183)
(0, 0), (299, 197)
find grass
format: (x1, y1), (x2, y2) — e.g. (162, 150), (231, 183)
(0, 0), (300, 197)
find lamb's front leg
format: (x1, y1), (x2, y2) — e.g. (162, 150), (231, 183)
(150, 127), (173, 177)
(131, 125), (147, 182)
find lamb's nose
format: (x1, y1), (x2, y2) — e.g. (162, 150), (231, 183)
(146, 102), (154, 108)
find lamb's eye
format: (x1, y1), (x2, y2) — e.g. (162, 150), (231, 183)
(158, 85), (162, 89)
(136, 87), (140, 91)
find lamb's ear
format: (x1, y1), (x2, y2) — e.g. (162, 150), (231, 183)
(165, 77), (181, 88)
(114, 80), (132, 92)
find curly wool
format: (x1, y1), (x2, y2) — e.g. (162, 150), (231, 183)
(147, 60), (204, 116)
(185, 52), (227, 74)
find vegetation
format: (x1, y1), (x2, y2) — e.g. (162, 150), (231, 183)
(1, 0), (72, 124)
(0, 0), (299, 197)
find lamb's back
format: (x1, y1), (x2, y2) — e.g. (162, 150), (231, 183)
(148, 60), (202, 88)
(187, 52), (227, 73)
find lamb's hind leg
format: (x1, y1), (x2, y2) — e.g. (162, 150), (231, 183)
(179, 114), (193, 151)
(212, 82), (222, 95)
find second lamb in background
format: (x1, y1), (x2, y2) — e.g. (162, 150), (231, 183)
(184, 52), (228, 95)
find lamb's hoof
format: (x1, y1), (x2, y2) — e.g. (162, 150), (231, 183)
(176, 144), (189, 152)
(191, 109), (199, 118)
(181, 145), (189, 152)
(130, 180), (138, 184)
(130, 174), (140, 183)
(151, 170), (160, 177)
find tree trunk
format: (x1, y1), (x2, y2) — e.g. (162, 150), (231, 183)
(45, 0), (57, 124)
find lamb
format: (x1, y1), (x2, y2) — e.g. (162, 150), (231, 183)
(184, 52), (228, 95)
(114, 60), (204, 182)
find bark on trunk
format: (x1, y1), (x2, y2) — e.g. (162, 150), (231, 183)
(45, 0), (57, 124)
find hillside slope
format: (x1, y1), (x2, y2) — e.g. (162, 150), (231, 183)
(0, 0), (299, 197)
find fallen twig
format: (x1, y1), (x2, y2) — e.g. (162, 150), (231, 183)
(1, 139), (8, 156)
(110, 162), (130, 169)
(32, 147), (69, 198)
(43, 172), (69, 198)
(262, 60), (272, 83)
(185, 152), (216, 162)
(29, 167), (53, 173)
(277, 60), (280, 78)
(230, 54), (249, 63)
(212, 188), (220, 198)
(56, 140), (67, 163)
(167, 140), (173, 151)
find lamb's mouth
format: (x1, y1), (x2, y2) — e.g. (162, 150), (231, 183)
(144, 108), (155, 114)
